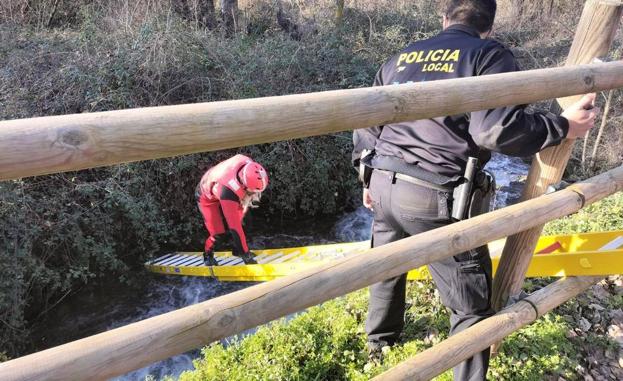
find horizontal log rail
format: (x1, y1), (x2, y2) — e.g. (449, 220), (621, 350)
(1, 61), (623, 181)
(1, 165), (622, 381)
(373, 275), (603, 381)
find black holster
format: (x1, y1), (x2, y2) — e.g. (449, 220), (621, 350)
(359, 150), (375, 188)
(467, 170), (496, 218)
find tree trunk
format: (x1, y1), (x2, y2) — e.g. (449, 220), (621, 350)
(336, 0), (345, 25)
(220, 0), (238, 33)
(173, 0), (191, 21)
(276, 7), (301, 40)
(547, 0), (556, 17)
(511, 0), (525, 19)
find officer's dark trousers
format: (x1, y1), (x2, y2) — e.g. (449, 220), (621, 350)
(366, 170), (494, 381)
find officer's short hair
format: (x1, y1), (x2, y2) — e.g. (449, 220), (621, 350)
(444, 0), (497, 33)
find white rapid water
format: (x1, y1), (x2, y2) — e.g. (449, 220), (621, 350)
(109, 235), (333, 380)
(109, 277), (244, 381)
(484, 152), (531, 209)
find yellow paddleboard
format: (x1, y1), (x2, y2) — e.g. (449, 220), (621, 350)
(145, 230), (623, 281)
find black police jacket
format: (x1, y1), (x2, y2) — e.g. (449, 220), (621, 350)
(352, 24), (569, 178)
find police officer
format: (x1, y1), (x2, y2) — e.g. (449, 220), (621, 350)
(352, 1), (597, 380)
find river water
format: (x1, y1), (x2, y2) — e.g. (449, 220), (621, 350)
(30, 153), (529, 380)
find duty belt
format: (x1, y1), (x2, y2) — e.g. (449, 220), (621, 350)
(365, 154), (462, 188)
(377, 170), (454, 192)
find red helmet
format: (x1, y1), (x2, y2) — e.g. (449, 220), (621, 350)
(240, 162), (268, 192)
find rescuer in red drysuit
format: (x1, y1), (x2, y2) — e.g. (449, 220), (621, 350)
(196, 154), (268, 266)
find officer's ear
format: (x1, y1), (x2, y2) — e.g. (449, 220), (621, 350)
(442, 14), (449, 30)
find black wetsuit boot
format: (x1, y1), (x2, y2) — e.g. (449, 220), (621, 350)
(203, 250), (219, 266)
(238, 251), (257, 264)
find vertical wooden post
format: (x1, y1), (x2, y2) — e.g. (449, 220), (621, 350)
(491, 0), (623, 351)
(336, 0), (345, 25)
(198, 0), (217, 29)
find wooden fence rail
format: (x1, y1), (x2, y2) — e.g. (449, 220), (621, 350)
(1, 165), (621, 381)
(2, 61), (623, 181)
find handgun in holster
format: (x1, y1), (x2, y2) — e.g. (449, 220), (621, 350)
(359, 149), (374, 188)
(451, 157), (496, 221)
(468, 170), (495, 218)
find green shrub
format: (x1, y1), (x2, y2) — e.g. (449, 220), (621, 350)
(544, 192), (623, 235)
(178, 291), (367, 381)
(179, 281), (582, 381)
(489, 315), (580, 381)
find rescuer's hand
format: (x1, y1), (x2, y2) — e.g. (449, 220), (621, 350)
(363, 188), (373, 210)
(562, 93), (599, 139)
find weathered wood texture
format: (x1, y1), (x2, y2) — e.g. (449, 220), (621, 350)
(372, 276), (602, 381)
(2, 62), (623, 181)
(1, 166), (622, 381)
(491, 0), (623, 313)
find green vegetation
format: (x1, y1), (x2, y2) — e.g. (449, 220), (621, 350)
(177, 284), (578, 380)
(543, 192), (623, 235)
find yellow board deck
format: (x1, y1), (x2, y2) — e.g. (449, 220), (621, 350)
(144, 230), (623, 282)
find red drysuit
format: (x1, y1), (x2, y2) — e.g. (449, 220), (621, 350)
(196, 155), (253, 255)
